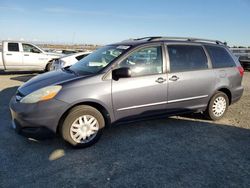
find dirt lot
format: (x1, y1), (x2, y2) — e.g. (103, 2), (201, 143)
(0, 72), (250, 187)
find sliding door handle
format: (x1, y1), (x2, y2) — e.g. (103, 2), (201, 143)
(155, 77), (166, 83)
(169, 75), (179, 81)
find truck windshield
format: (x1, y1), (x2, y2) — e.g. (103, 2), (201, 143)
(70, 45), (130, 75)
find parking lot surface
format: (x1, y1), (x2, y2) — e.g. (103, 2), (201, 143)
(0, 72), (250, 187)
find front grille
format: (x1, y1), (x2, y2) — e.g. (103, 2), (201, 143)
(16, 90), (25, 101)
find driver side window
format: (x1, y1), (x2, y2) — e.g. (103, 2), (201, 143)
(118, 46), (163, 77)
(22, 44), (41, 53)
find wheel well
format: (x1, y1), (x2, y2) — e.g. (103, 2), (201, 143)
(218, 88), (232, 105)
(45, 59), (56, 71)
(57, 102), (111, 134)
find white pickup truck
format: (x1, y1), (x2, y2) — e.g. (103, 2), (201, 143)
(0, 41), (62, 71)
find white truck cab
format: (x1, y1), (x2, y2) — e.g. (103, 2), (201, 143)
(0, 41), (62, 71)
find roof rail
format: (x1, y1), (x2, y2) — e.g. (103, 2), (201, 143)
(133, 36), (226, 45)
(134, 36), (162, 41)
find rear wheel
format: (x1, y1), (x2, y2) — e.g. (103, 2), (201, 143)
(206, 91), (229, 120)
(61, 105), (105, 148)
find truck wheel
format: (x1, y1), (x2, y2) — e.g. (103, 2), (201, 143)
(61, 105), (105, 148)
(45, 62), (52, 72)
(205, 91), (229, 121)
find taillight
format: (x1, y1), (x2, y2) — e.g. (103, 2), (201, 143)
(237, 66), (244, 77)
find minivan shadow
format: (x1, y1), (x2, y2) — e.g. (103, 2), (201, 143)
(177, 112), (207, 120)
(5, 116), (250, 187)
(22, 115), (250, 153)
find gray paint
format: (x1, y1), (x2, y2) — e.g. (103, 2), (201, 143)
(10, 40), (244, 133)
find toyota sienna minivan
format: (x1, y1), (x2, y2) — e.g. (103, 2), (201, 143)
(10, 37), (244, 148)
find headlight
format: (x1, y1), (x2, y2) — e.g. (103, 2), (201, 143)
(20, 85), (62, 104)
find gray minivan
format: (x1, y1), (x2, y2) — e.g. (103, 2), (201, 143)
(10, 37), (244, 148)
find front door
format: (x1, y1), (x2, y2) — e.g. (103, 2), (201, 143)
(22, 43), (47, 69)
(112, 45), (168, 120)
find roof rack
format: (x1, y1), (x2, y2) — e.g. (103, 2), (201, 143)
(133, 36), (226, 45)
(134, 36), (162, 41)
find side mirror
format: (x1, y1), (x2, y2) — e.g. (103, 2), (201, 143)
(112, 67), (132, 81)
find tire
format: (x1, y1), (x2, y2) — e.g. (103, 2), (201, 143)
(61, 105), (105, 148)
(205, 91), (229, 121)
(45, 62), (52, 72)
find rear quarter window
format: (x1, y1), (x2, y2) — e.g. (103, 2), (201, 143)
(8, 43), (19, 52)
(205, 45), (235, 68)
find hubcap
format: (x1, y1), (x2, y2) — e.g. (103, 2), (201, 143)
(212, 96), (227, 117)
(70, 115), (99, 143)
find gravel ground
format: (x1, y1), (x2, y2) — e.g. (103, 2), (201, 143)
(0, 72), (250, 188)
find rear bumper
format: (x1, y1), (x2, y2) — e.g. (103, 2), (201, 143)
(9, 96), (69, 134)
(231, 86), (244, 104)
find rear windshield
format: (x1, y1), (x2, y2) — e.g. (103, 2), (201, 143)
(70, 45), (130, 75)
(205, 45), (235, 68)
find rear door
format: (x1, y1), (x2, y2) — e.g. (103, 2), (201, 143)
(165, 44), (216, 111)
(112, 44), (168, 120)
(205, 45), (243, 99)
(3, 42), (23, 68)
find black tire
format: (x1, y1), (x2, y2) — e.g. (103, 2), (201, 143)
(61, 105), (105, 148)
(45, 62), (52, 72)
(205, 91), (229, 121)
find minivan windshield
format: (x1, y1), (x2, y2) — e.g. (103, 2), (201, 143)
(70, 45), (130, 75)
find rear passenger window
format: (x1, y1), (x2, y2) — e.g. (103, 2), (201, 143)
(205, 45), (235, 68)
(168, 45), (208, 72)
(8, 43), (19, 52)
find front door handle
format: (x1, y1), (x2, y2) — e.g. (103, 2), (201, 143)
(24, 54), (29, 56)
(169, 75), (179, 81)
(155, 77), (166, 83)
(6, 53), (12, 56)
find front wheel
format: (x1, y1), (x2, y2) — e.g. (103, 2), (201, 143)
(61, 105), (105, 148)
(206, 91), (229, 121)
(45, 62), (53, 72)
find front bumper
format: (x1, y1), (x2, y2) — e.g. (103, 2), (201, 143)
(9, 96), (69, 135)
(12, 120), (55, 139)
(51, 63), (62, 71)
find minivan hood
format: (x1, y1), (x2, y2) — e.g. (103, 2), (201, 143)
(18, 69), (83, 96)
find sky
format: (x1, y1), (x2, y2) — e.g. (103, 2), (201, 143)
(0, 0), (250, 46)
